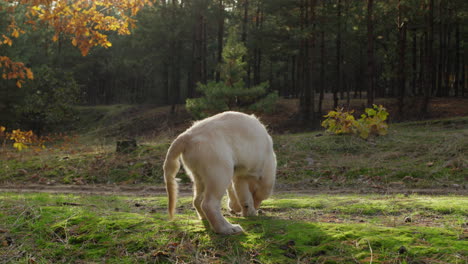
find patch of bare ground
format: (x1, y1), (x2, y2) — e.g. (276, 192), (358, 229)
(0, 183), (466, 196)
(0, 183), (189, 196)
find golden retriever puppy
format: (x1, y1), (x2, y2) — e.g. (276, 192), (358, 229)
(163, 111), (276, 235)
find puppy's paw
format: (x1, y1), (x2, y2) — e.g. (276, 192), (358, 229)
(218, 224), (244, 235)
(242, 207), (258, 217)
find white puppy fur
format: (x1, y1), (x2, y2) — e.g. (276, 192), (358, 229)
(163, 111), (276, 235)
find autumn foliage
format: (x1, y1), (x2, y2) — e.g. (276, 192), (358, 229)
(0, 125), (45, 151)
(0, 0), (153, 87)
(321, 105), (389, 139)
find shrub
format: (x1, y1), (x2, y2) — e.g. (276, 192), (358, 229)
(16, 65), (81, 132)
(0, 125), (46, 151)
(321, 105), (389, 139)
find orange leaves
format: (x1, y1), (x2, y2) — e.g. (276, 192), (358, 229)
(1, 0), (152, 86)
(26, 68), (34, 79)
(0, 126), (45, 151)
(0, 20), (25, 45)
(21, 0), (153, 56)
(0, 56), (34, 87)
(1, 125), (78, 152)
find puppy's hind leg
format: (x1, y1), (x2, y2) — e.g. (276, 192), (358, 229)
(192, 177), (206, 220)
(227, 184), (241, 214)
(201, 166), (243, 235)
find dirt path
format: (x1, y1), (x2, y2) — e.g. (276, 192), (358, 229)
(0, 183), (466, 196)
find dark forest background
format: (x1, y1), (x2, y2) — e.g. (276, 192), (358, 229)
(1, 0), (467, 131)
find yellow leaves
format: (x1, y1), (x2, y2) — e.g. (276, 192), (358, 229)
(1, 125), (79, 153)
(16, 80), (22, 88)
(72, 38), (77, 46)
(52, 34), (59, 42)
(2, 35), (13, 46)
(1, 127), (45, 152)
(13, 142), (27, 151)
(12, 29), (20, 38)
(32, 6), (43, 12)
(322, 105), (390, 140)
(9, 129), (34, 151)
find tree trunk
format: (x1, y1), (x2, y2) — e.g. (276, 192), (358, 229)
(397, 0), (407, 117)
(319, 30), (325, 115)
(215, 0), (224, 83)
(241, 0), (248, 43)
(444, 18), (451, 96)
(366, 0), (375, 107)
(307, 0), (317, 121)
(162, 62), (169, 104)
(190, 10), (203, 98)
(412, 29), (417, 96)
(241, 0), (250, 88)
(418, 33), (425, 96)
(343, 0), (349, 106)
(253, 0), (263, 86)
(422, 0), (434, 115)
(300, 0), (309, 120)
(334, 0), (341, 109)
(436, 0), (444, 97)
(170, 0), (180, 113)
(454, 22), (460, 97)
(202, 14), (208, 84)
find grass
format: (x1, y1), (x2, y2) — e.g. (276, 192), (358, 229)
(0, 193), (466, 263)
(1, 117), (466, 189)
(274, 117), (468, 189)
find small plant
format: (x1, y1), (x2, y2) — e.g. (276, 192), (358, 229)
(355, 104), (390, 139)
(321, 105), (389, 139)
(320, 108), (357, 135)
(0, 125), (46, 151)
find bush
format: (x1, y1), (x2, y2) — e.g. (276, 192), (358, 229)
(16, 66), (81, 132)
(321, 105), (389, 139)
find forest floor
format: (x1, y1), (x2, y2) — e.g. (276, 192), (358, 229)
(0, 97), (467, 263)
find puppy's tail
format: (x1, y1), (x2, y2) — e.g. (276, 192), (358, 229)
(163, 134), (187, 219)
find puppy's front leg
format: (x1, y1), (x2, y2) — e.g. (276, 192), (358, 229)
(202, 193), (243, 234)
(234, 178), (257, 217)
